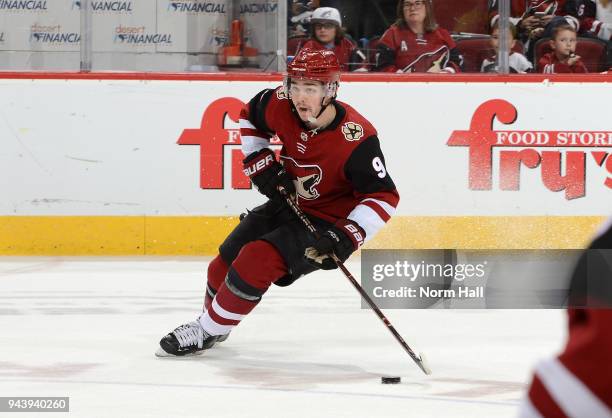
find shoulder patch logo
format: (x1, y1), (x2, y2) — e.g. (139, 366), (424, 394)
(342, 122), (364, 141)
(276, 88), (288, 100)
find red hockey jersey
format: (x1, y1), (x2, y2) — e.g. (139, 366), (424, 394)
(376, 24), (462, 73)
(566, 0), (612, 41)
(537, 52), (588, 72)
(519, 220), (612, 418)
(239, 87), (400, 241)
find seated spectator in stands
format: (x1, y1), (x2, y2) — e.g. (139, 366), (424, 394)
(565, 0), (612, 41)
(300, 7), (367, 71)
(489, 1), (578, 59)
(375, 0), (463, 73)
(538, 23), (588, 72)
(481, 21), (533, 73)
(289, 0), (317, 38)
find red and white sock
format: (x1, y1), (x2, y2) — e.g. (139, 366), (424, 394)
(199, 240), (288, 336)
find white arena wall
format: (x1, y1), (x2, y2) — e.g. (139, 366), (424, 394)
(0, 72), (610, 254)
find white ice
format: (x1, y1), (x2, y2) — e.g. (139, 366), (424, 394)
(0, 258), (565, 418)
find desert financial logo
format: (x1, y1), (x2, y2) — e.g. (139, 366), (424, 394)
(30, 24), (80, 44)
(0, 0), (47, 10)
(114, 26), (172, 45)
(447, 99), (612, 200)
(240, 2), (278, 14)
(167, 1), (225, 13)
(177, 97), (280, 190)
(71, 1), (133, 12)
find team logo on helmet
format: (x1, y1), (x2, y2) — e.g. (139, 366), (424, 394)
(281, 156), (322, 200)
(342, 122), (364, 141)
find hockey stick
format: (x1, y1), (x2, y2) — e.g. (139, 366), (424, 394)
(278, 186), (432, 375)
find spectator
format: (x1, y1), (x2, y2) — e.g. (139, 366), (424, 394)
(538, 23), (588, 72)
(289, 1), (318, 38)
(320, 0), (398, 40)
(375, 0), (463, 73)
(565, 0), (612, 41)
(300, 7), (367, 71)
(481, 21), (533, 73)
(488, 1), (578, 59)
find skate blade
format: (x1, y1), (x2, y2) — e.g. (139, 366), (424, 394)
(155, 347), (205, 358)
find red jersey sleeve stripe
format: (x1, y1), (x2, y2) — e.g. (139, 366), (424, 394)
(361, 200), (391, 222)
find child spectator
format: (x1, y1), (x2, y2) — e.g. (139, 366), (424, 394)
(488, 1), (579, 60)
(299, 7), (366, 71)
(538, 23), (588, 72)
(481, 21), (533, 73)
(375, 0), (463, 73)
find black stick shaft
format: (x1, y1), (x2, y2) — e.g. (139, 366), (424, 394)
(279, 187), (430, 375)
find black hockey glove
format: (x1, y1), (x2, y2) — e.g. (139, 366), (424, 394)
(243, 148), (295, 200)
(304, 219), (366, 270)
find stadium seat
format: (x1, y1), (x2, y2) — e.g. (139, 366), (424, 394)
(433, 0), (489, 35)
(455, 37), (494, 72)
(455, 37), (527, 72)
(287, 36), (309, 57)
(367, 36), (381, 68)
(534, 37), (608, 72)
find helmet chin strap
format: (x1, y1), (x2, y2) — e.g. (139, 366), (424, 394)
(307, 98), (332, 125)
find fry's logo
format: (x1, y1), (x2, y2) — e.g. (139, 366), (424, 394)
(447, 99), (612, 200)
(177, 97), (280, 190)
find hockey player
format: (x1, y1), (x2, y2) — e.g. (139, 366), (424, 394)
(156, 48), (400, 357)
(518, 219), (612, 417)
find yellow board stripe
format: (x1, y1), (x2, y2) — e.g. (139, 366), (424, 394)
(0, 216), (605, 255)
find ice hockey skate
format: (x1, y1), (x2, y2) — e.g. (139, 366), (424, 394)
(156, 317), (219, 357)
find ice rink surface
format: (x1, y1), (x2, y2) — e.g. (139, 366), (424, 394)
(0, 258), (566, 418)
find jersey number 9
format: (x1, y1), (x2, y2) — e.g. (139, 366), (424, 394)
(372, 157), (387, 178)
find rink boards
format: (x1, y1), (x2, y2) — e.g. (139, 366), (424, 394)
(0, 73), (610, 254)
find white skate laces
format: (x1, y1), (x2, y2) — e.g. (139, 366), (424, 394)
(173, 321), (206, 349)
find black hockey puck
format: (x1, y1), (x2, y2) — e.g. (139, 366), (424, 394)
(381, 376), (401, 384)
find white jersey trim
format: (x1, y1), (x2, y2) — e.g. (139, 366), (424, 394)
(239, 118), (257, 130)
(517, 396), (545, 418)
(361, 198), (396, 218)
(535, 358), (612, 418)
(241, 136), (270, 156)
(347, 204), (386, 242)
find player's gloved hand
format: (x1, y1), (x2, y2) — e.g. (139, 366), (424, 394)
(243, 148), (295, 200)
(304, 219), (366, 270)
